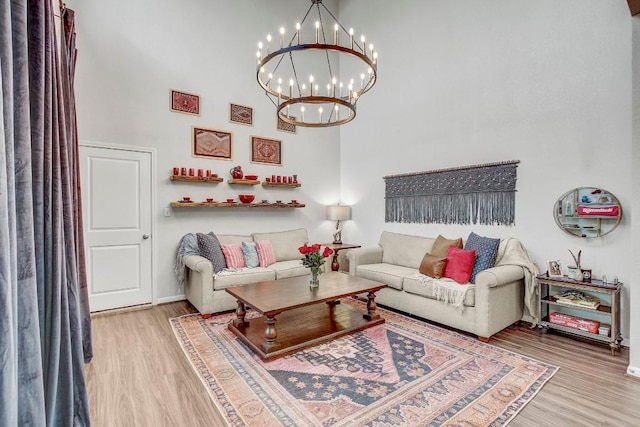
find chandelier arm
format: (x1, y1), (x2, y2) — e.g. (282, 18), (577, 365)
(287, 51), (303, 98)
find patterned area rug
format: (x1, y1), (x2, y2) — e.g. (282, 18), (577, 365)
(170, 300), (557, 426)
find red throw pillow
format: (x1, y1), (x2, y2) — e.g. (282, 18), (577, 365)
(221, 243), (246, 269)
(443, 246), (476, 284)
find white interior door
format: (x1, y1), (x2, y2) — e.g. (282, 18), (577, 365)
(80, 145), (153, 312)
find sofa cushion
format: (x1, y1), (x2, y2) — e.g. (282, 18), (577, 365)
(221, 243), (246, 268)
(268, 260), (308, 280)
(355, 263), (415, 290)
(252, 228), (309, 262)
(419, 253), (447, 278)
(241, 241), (259, 268)
(404, 274), (475, 307)
(212, 268), (275, 291)
(443, 246), (475, 284)
(379, 231), (435, 269)
(464, 232), (500, 283)
(431, 235), (463, 258)
(464, 232), (501, 284)
(255, 240), (277, 267)
(196, 232), (226, 273)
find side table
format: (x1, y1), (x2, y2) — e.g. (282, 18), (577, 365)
(322, 243), (361, 272)
(537, 274), (622, 355)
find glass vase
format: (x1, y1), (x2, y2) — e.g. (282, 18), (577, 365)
(310, 268), (320, 288)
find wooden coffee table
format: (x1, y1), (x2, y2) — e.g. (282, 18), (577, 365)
(226, 272), (386, 361)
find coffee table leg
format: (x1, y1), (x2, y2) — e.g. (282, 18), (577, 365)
(233, 301), (249, 328)
(262, 316), (277, 351)
(363, 291), (381, 321)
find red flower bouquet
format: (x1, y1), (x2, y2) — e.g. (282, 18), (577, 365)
(299, 244), (333, 287)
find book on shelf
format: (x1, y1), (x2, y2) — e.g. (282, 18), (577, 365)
(554, 290), (600, 309)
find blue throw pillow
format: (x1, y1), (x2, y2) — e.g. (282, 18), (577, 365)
(241, 241), (259, 268)
(463, 232), (500, 283)
(196, 232), (227, 273)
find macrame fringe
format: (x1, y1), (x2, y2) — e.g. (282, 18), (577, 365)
(386, 191), (515, 225)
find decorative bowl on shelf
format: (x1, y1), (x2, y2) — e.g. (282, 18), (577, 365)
(239, 194), (255, 204)
(244, 175), (258, 181)
(226, 198), (235, 203)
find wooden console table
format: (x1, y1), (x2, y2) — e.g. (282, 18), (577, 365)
(537, 274), (622, 355)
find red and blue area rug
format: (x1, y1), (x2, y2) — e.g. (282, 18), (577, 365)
(170, 300), (557, 426)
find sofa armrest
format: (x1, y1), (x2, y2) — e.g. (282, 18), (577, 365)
(184, 255), (213, 275)
(346, 247), (383, 275)
(474, 265), (524, 288)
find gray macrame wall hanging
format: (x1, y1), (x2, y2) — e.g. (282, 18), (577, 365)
(384, 160), (520, 225)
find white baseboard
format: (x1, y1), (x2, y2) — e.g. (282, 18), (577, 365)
(156, 294), (186, 305)
(627, 365), (640, 378)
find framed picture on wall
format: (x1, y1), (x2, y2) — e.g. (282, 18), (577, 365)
(546, 260), (563, 278)
(229, 103), (253, 126)
(192, 127), (232, 160)
(170, 90), (200, 115)
(277, 115), (296, 133)
(251, 136), (282, 165)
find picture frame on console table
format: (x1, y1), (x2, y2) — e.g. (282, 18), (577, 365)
(192, 127), (232, 160)
(251, 136), (282, 165)
(546, 259), (563, 278)
(170, 89), (200, 115)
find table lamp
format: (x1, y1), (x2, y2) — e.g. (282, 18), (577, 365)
(326, 205), (351, 245)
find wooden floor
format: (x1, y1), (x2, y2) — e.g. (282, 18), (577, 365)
(85, 301), (640, 426)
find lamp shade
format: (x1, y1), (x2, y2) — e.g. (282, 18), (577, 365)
(326, 205), (352, 221)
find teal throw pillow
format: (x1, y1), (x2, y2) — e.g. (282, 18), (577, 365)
(241, 241), (259, 268)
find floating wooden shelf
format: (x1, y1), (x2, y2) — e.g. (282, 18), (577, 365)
(228, 179), (260, 185)
(261, 182), (301, 188)
(171, 201), (305, 208)
(170, 175), (223, 183)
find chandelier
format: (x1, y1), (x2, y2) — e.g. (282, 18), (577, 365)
(255, 0), (378, 127)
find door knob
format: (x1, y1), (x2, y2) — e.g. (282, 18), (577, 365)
(142, 234), (150, 240)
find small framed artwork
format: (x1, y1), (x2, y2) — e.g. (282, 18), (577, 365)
(277, 115), (297, 134)
(229, 103), (253, 126)
(192, 127), (232, 160)
(547, 260), (563, 277)
(170, 90), (200, 115)
(251, 136), (282, 165)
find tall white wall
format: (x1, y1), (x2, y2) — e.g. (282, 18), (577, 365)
(71, 0), (342, 301)
(630, 14), (640, 372)
(71, 0), (636, 345)
(339, 1), (634, 340)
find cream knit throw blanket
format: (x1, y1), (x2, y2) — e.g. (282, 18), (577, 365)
(419, 276), (474, 312)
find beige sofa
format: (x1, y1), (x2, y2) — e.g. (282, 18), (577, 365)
(184, 228), (310, 314)
(346, 231), (529, 341)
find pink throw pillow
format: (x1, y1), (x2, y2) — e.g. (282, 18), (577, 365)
(255, 240), (277, 267)
(443, 246), (476, 284)
(221, 243), (246, 269)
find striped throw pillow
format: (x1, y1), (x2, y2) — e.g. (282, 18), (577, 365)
(221, 243), (246, 269)
(255, 240), (277, 267)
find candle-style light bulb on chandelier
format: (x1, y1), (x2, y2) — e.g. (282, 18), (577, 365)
(255, 0), (378, 127)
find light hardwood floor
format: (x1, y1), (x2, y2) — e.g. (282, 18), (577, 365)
(85, 301), (640, 426)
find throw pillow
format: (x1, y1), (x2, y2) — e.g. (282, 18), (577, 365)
(418, 253), (447, 278)
(221, 243), (246, 269)
(464, 232), (501, 283)
(196, 232), (226, 273)
(255, 240), (277, 267)
(241, 241), (259, 268)
(431, 235), (463, 258)
(443, 246), (476, 284)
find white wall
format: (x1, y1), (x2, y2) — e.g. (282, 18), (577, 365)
(630, 14), (640, 372)
(71, 0), (342, 301)
(339, 1), (634, 340)
(71, 0), (636, 344)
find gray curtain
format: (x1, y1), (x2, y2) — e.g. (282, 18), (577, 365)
(1, 1), (92, 425)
